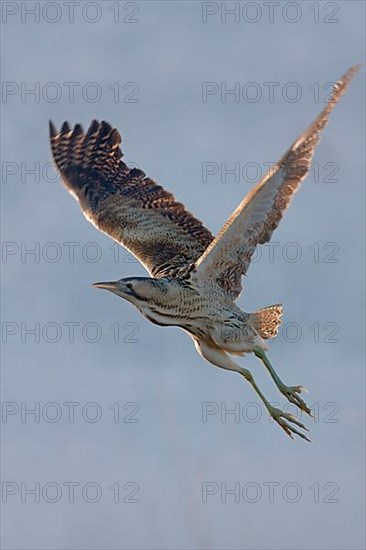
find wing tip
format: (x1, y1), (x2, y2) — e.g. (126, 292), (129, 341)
(86, 119), (100, 137)
(345, 63), (362, 76)
(49, 119), (56, 138)
(61, 121), (71, 134)
(49, 119), (120, 141)
(329, 64), (361, 105)
(339, 63), (361, 86)
(72, 123), (84, 136)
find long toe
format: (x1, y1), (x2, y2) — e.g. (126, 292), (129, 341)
(270, 407), (311, 442)
(280, 385), (312, 416)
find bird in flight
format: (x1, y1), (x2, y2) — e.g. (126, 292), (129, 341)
(50, 66), (358, 441)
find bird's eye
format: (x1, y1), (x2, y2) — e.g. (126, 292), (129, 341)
(126, 283), (133, 289)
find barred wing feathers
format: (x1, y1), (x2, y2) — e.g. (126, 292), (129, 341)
(50, 120), (213, 278)
(192, 66), (359, 299)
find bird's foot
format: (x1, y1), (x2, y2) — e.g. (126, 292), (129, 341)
(269, 406), (311, 442)
(278, 384), (312, 416)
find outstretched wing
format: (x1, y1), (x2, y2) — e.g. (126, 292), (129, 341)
(50, 120), (213, 278)
(192, 66), (359, 300)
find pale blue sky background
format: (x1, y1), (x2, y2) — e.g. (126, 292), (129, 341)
(1, 1), (365, 549)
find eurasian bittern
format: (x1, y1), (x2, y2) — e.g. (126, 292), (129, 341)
(50, 66), (359, 441)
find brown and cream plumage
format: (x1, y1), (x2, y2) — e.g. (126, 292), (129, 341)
(50, 66), (359, 441)
(49, 119), (213, 279)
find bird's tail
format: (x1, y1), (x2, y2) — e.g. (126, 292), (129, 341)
(250, 304), (283, 339)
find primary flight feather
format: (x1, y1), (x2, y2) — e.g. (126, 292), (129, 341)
(50, 66), (359, 441)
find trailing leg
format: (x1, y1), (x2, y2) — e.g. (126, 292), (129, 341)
(253, 346), (311, 416)
(194, 338), (310, 441)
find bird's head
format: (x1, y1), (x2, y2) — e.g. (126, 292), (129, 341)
(92, 277), (164, 306)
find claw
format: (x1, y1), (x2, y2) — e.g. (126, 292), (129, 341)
(286, 413), (309, 431)
(269, 407), (311, 442)
(280, 384), (312, 416)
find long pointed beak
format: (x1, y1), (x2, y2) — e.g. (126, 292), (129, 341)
(92, 281), (119, 291)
